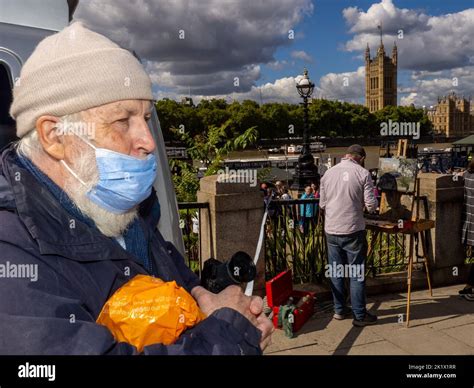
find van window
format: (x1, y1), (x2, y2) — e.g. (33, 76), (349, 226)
(0, 63), (16, 149)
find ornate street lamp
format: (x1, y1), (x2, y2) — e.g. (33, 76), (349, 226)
(291, 69), (319, 192)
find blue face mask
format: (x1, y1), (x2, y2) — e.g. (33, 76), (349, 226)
(61, 136), (157, 214)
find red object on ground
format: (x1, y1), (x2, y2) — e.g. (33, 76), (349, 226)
(265, 270), (316, 333)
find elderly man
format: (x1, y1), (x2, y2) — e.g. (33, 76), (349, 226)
(0, 22), (272, 355)
(319, 144), (378, 327)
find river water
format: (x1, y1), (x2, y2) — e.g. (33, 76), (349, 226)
(227, 143), (452, 170)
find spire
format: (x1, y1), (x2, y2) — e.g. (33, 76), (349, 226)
(377, 22), (384, 55)
(392, 41), (397, 65)
(378, 21), (383, 47)
(365, 43), (370, 61)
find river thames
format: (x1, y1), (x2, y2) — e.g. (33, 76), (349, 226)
(227, 143), (452, 170)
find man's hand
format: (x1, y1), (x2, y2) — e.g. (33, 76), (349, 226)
(191, 285), (274, 350)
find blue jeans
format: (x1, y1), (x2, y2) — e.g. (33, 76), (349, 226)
(326, 230), (367, 320)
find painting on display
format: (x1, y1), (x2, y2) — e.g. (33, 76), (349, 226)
(377, 157), (418, 193)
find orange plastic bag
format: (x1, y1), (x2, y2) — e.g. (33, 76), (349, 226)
(97, 275), (206, 352)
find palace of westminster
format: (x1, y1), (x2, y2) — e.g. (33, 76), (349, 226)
(365, 35), (474, 138)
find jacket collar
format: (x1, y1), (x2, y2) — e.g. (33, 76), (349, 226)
(341, 157), (363, 166)
(0, 145), (160, 262)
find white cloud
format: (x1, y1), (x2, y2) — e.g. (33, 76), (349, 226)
(75, 0), (314, 95)
(265, 60), (290, 71)
(343, 0), (429, 35)
(156, 66), (367, 106)
(410, 70), (443, 81)
(400, 66), (474, 107)
(154, 75), (306, 105)
(343, 0), (474, 71)
(316, 66), (366, 103)
(291, 50), (313, 63)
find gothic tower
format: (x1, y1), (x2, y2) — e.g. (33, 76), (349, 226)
(365, 28), (397, 112)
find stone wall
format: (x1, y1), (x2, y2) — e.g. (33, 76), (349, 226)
(418, 173), (469, 285)
(197, 175), (266, 296)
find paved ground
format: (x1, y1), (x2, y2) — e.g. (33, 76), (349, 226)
(264, 284), (474, 355)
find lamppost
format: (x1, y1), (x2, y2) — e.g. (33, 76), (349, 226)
(291, 68), (319, 192)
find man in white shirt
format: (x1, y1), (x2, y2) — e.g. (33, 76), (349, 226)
(319, 145), (378, 327)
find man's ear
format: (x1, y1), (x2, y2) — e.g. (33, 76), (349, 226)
(35, 115), (64, 160)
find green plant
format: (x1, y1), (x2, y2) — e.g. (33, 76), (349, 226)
(169, 120), (259, 202)
(265, 209), (326, 284)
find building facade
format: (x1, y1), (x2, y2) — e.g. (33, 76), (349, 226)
(365, 39), (397, 112)
(427, 93), (473, 138)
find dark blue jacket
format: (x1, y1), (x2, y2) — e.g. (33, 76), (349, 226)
(0, 145), (261, 355)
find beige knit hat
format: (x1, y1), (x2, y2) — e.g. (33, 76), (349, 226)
(10, 22), (153, 138)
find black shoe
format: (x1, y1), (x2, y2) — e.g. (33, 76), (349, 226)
(352, 312), (377, 327)
(459, 286), (473, 296)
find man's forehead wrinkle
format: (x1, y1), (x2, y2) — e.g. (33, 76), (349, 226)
(108, 101), (128, 115)
(115, 101), (143, 116)
(83, 101), (152, 123)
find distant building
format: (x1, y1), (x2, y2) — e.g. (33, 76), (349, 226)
(181, 97), (194, 107)
(427, 92), (473, 138)
(365, 35), (398, 112)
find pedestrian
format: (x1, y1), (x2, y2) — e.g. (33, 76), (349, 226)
(319, 144), (378, 327)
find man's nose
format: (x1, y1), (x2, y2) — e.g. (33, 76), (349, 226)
(133, 119), (156, 156)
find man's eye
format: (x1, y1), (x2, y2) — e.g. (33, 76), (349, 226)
(116, 118), (129, 125)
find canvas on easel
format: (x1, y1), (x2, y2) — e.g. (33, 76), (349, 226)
(377, 157), (418, 221)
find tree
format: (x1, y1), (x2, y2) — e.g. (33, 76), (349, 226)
(375, 106), (433, 137)
(156, 98), (432, 143)
(169, 120), (259, 202)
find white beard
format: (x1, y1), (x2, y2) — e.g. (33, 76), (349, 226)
(63, 146), (138, 237)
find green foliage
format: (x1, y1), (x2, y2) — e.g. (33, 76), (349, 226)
(169, 159), (200, 203)
(374, 105), (433, 136)
(156, 98), (432, 142)
(159, 98), (433, 202)
(265, 209), (412, 283)
(365, 231), (407, 275)
(169, 119), (259, 202)
(265, 211), (327, 284)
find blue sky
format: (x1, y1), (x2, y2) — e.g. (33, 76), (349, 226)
(263, 0), (474, 105)
(266, 0), (472, 84)
(76, 0), (474, 107)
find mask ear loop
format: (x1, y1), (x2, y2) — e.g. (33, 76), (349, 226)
(60, 160), (87, 187)
(55, 122), (93, 188)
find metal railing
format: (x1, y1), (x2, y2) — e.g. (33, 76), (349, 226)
(264, 199), (327, 284)
(177, 202), (212, 276)
(365, 231), (430, 276)
(178, 198), (437, 282)
(265, 198), (433, 283)
(417, 152), (468, 173)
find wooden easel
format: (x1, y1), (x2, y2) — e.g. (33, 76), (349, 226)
(397, 139), (409, 158)
(405, 177), (433, 327)
(367, 153), (434, 326)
